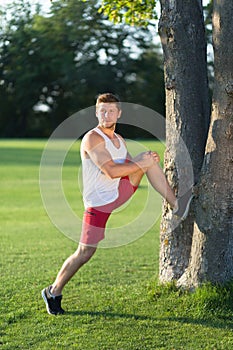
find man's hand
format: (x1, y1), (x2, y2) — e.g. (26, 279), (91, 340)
(134, 151), (155, 170)
(133, 150), (160, 162)
(149, 151), (160, 163)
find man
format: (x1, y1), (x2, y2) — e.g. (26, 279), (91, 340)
(42, 93), (193, 315)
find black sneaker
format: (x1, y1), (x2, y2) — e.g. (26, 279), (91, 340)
(41, 287), (65, 315)
(173, 188), (193, 221)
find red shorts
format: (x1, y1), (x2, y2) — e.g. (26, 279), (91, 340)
(80, 176), (138, 246)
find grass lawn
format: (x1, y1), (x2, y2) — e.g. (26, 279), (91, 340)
(1, 139), (233, 350)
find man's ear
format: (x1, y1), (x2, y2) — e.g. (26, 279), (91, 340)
(117, 110), (122, 119)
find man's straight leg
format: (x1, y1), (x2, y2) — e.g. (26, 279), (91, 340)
(41, 244), (97, 315)
(50, 244), (97, 296)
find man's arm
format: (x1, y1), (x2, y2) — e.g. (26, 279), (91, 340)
(82, 132), (154, 179)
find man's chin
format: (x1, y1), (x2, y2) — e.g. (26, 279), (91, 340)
(102, 123), (116, 129)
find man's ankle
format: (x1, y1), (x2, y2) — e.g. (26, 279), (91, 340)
(50, 285), (62, 297)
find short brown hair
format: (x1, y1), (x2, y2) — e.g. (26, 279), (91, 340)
(96, 93), (121, 110)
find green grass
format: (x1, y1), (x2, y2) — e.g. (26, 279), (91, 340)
(1, 139), (233, 350)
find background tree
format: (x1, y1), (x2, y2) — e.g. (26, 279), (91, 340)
(100, 0), (233, 288)
(0, 0), (164, 137)
(0, 0), (41, 137)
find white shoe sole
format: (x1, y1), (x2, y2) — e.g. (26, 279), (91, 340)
(41, 289), (55, 315)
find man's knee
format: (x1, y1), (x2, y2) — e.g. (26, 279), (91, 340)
(75, 244), (97, 264)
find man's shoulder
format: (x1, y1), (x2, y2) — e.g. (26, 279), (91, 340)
(83, 128), (102, 140)
(82, 128), (104, 148)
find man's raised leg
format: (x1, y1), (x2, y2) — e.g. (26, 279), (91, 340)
(146, 162), (177, 208)
(129, 154), (177, 208)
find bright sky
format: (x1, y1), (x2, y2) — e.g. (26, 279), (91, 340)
(0, 0), (210, 12)
(0, 0), (51, 6)
(0, 0), (51, 13)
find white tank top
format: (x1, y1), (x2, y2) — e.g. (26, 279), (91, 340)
(81, 127), (127, 208)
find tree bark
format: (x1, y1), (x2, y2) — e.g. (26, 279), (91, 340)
(158, 0), (210, 282)
(178, 0), (233, 288)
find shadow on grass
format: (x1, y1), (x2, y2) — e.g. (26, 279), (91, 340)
(65, 310), (233, 330)
(164, 316), (233, 330)
(66, 309), (154, 321)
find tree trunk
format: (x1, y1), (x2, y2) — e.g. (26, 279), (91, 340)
(158, 0), (210, 282)
(178, 0), (233, 288)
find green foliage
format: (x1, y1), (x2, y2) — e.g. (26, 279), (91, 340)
(99, 0), (158, 27)
(127, 45), (165, 113)
(0, 0), (164, 138)
(1, 139), (233, 350)
(0, 0), (42, 136)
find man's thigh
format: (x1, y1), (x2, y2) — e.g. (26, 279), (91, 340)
(80, 176), (138, 246)
(128, 168), (145, 187)
(80, 208), (111, 246)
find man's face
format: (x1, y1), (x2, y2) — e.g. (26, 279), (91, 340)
(96, 103), (121, 129)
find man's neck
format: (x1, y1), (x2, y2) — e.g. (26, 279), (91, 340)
(97, 124), (116, 138)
